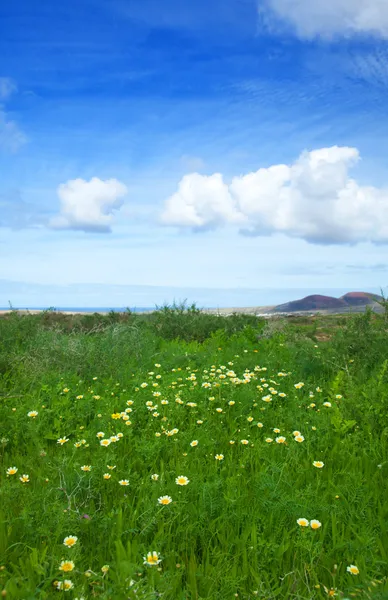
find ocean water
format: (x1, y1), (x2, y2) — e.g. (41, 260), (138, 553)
(0, 307), (155, 313)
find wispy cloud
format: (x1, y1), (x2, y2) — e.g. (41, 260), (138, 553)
(0, 77), (17, 100)
(0, 77), (27, 153)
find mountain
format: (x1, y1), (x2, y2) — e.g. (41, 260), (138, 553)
(273, 291), (384, 313)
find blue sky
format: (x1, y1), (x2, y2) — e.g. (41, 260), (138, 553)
(1, 0), (388, 307)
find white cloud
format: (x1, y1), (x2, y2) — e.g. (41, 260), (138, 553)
(50, 177), (128, 233)
(0, 78), (17, 100)
(160, 146), (388, 245)
(262, 0), (388, 39)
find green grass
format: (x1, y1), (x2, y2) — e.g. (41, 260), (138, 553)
(0, 306), (387, 599)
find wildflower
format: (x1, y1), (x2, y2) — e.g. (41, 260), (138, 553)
(110, 436), (119, 443)
(294, 382), (304, 389)
(76, 395), (83, 400)
(229, 440), (235, 444)
(310, 520), (322, 530)
(275, 436), (286, 444)
(215, 454), (224, 460)
(292, 431), (301, 437)
(294, 435), (305, 443)
(309, 403), (316, 408)
(313, 461), (324, 468)
(347, 565), (359, 575)
(257, 422), (263, 428)
(247, 416), (254, 422)
(335, 394), (342, 399)
(111, 413), (121, 420)
(103, 473), (111, 479)
(56, 580), (74, 591)
(96, 432), (105, 438)
(323, 402), (332, 408)
(6, 467), (18, 475)
(27, 410), (38, 418)
(101, 565), (109, 574)
(59, 560), (75, 572)
(80, 465), (91, 471)
(278, 392), (287, 398)
(316, 387), (322, 392)
(107, 465), (116, 470)
(57, 437), (69, 445)
(155, 363), (161, 367)
(216, 408), (223, 413)
(140, 383), (148, 388)
(63, 536), (78, 548)
(190, 440), (199, 447)
(155, 432), (161, 437)
(143, 551), (161, 566)
(119, 480), (129, 486)
(100, 439), (111, 447)
(151, 474), (159, 480)
(197, 420), (203, 424)
(63, 388), (70, 393)
(273, 428), (281, 433)
(228, 401), (235, 406)
(158, 495), (172, 505)
(241, 439), (249, 445)
(20, 474), (29, 483)
(175, 475), (189, 486)
(117, 433), (123, 438)
(74, 441), (82, 448)
(297, 518), (309, 527)
(125, 421), (132, 426)
(265, 438), (273, 443)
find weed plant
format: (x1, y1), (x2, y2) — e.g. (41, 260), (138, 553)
(0, 304), (387, 599)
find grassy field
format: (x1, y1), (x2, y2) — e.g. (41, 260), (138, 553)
(0, 305), (387, 599)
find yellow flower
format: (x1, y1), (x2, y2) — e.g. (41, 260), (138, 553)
(257, 422), (263, 428)
(241, 439), (249, 445)
(59, 560), (75, 572)
(229, 440), (235, 444)
(103, 473), (111, 479)
(313, 461), (324, 468)
(158, 495), (172, 505)
(190, 440), (199, 447)
(247, 416), (254, 422)
(347, 565), (359, 575)
(323, 402), (332, 408)
(111, 413), (121, 419)
(215, 454), (224, 460)
(292, 431), (301, 437)
(119, 480), (129, 486)
(265, 438), (273, 443)
(275, 436), (286, 444)
(56, 580), (74, 591)
(63, 536), (78, 548)
(19, 474), (30, 483)
(76, 395), (83, 400)
(294, 382), (304, 389)
(57, 437), (69, 445)
(151, 474), (159, 480)
(197, 420), (203, 424)
(107, 465), (116, 470)
(96, 432), (105, 438)
(80, 465), (91, 471)
(310, 520), (322, 530)
(27, 411), (38, 418)
(216, 408), (223, 413)
(100, 439), (111, 447)
(101, 564), (110, 574)
(143, 551), (161, 566)
(175, 475), (189, 486)
(294, 435), (305, 443)
(6, 467), (18, 475)
(228, 400), (235, 406)
(273, 428), (281, 433)
(297, 518), (309, 527)
(63, 388), (70, 393)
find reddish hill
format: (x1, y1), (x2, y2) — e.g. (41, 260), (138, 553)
(340, 292), (383, 306)
(274, 294), (347, 312)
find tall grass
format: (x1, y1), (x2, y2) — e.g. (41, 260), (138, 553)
(0, 305), (387, 599)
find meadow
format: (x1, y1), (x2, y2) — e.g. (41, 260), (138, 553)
(0, 304), (387, 599)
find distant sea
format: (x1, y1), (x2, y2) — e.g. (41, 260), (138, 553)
(0, 307), (155, 313)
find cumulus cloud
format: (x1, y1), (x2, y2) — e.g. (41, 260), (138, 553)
(160, 146), (388, 245)
(50, 177), (128, 233)
(262, 0), (388, 39)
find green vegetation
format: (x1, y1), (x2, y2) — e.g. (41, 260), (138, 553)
(0, 304), (387, 599)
